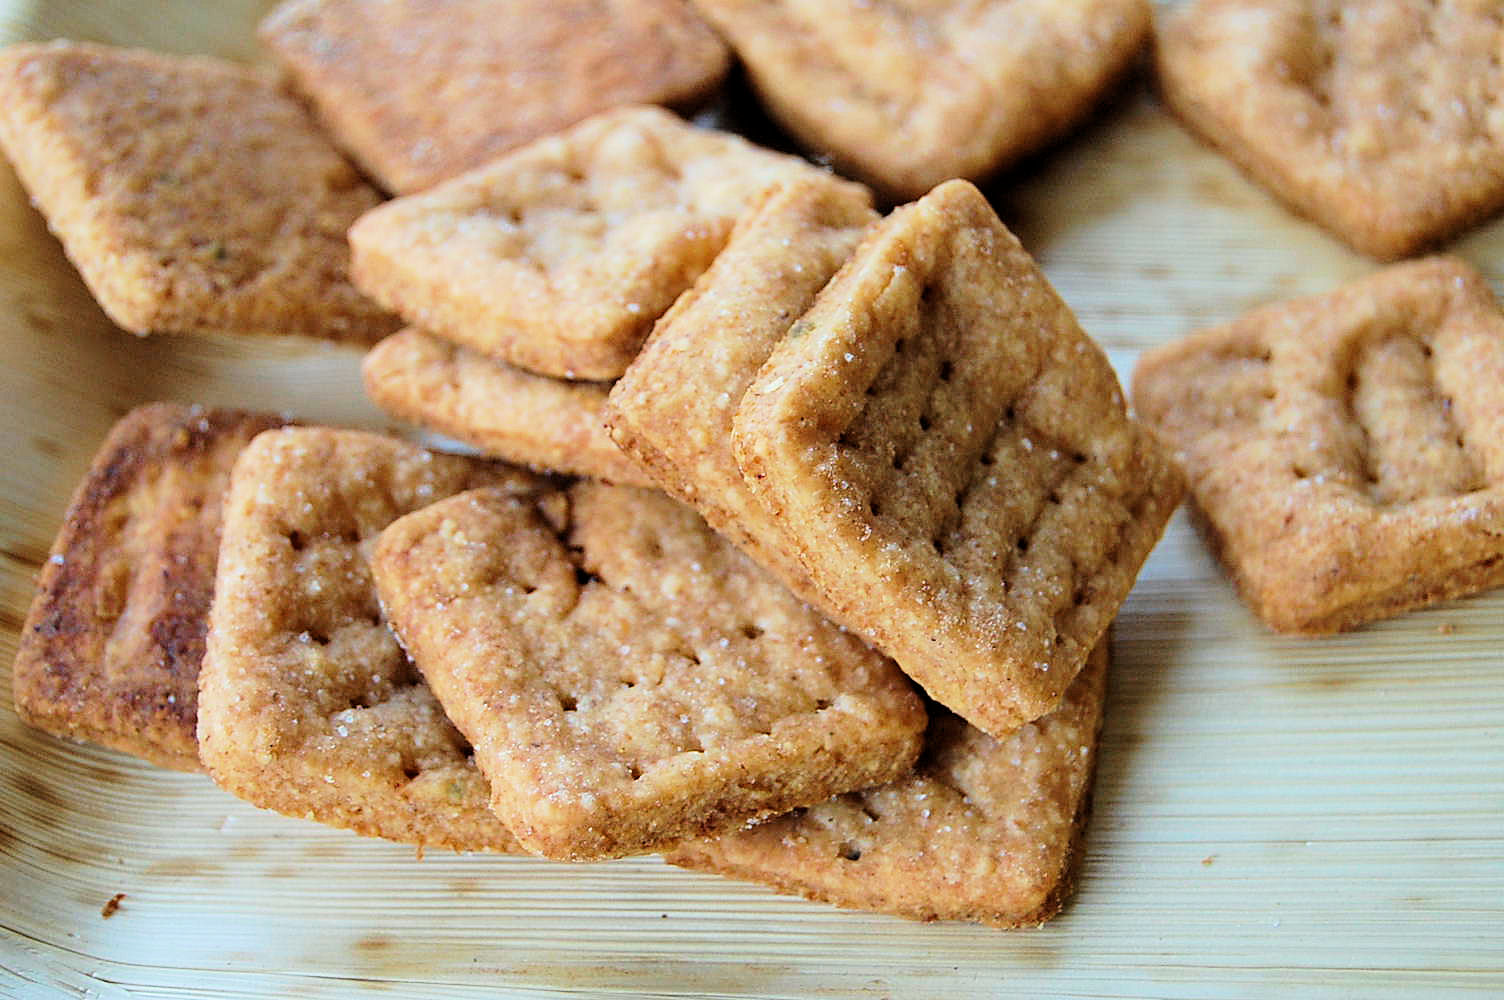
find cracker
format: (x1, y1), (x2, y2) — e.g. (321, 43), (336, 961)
(0, 41), (396, 343)
(364, 327), (652, 487)
(1157, 0), (1504, 260)
(689, 0), (1150, 199)
(1132, 256), (1504, 633)
(667, 636), (1109, 927)
(371, 483), (926, 861)
(261, 0), (729, 194)
(606, 175), (877, 596)
(197, 428), (540, 850)
(12, 403), (288, 772)
(348, 106), (835, 380)
(733, 180), (1183, 737)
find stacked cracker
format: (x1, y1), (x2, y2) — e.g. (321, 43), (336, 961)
(4, 0), (1188, 930)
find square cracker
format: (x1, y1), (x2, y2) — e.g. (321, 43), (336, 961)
(371, 482), (926, 861)
(667, 637), (1109, 927)
(348, 106), (836, 380)
(689, 0), (1150, 198)
(0, 41), (396, 343)
(197, 428), (539, 850)
(1158, 0), (1504, 260)
(261, 0), (729, 194)
(12, 403), (288, 772)
(1132, 256), (1504, 634)
(364, 327), (653, 487)
(733, 180), (1183, 737)
(606, 175), (878, 597)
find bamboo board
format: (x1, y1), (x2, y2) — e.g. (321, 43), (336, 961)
(1, 2), (1501, 997)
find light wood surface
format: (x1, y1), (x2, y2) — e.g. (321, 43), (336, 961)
(1, 2), (1502, 997)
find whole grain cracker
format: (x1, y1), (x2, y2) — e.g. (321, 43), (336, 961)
(1157, 0), (1504, 260)
(667, 637), (1109, 927)
(734, 180), (1182, 737)
(364, 327), (652, 487)
(348, 106), (837, 380)
(0, 41), (396, 343)
(197, 428), (540, 850)
(1132, 256), (1504, 634)
(261, 0), (729, 194)
(12, 403), (288, 772)
(605, 176), (878, 594)
(371, 483), (926, 861)
(690, 0), (1150, 199)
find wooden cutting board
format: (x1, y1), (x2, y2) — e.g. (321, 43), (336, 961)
(1, 2), (1500, 996)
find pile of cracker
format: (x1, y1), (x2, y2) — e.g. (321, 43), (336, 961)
(10, 0), (1504, 931)
(0, 0), (1187, 929)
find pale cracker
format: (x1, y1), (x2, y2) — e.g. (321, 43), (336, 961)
(372, 483), (926, 861)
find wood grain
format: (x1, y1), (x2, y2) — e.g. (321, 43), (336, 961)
(1, 1), (1502, 997)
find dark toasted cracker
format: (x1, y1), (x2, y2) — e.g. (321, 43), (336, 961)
(197, 428), (540, 850)
(1132, 256), (1504, 633)
(0, 41), (396, 343)
(667, 637), (1109, 928)
(1157, 0), (1504, 259)
(606, 175), (878, 594)
(348, 106), (838, 380)
(12, 403), (288, 772)
(372, 483), (926, 861)
(733, 180), (1182, 737)
(690, 0), (1150, 198)
(363, 327), (652, 486)
(261, 0), (729, 194)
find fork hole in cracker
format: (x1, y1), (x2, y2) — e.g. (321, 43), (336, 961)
(837, 843), (862, 861)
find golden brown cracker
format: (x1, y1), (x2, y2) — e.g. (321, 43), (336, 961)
(261, 0), (730, 194)
(348, 106), (836, 380)
(690, 0), (1150, 198)
(197, 428), (540, 850)
(605, 176), (877, 593)
(668, 638), (1109, 927)
(1132, 256), (1504, 633)
(733, 180), (1182, 737)
(1157, 0), (1504, 259)
(12, 403), (288, 772)
(371, 483), (926, 861)
(364, 327), (652, 486)
(0, 41), (396, 343)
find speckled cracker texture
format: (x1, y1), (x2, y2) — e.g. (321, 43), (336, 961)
(690, 0), (1150, 199)
(606, 176), (878, 593)
(668, 637), (1108, 927)
(364, 327), (652, 486)
(1133, 256), (1504, 634)
(261, 0), (729, 194)
(348, 106), (836, 380)
(734, 180), (1182, 738)
(12, 403), (288, 772)
(0, 41), (397, 343)
(1157, 0), (1504, 260)
(197, 428), (540, 850)
(371, 483), (926, 861)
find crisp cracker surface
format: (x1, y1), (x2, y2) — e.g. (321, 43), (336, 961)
(690, 0), (1150, 198)
(372, 483), (926, 861)
(0, 41), (396, 343)
(12, 403), (287, 772)
(734, 180), (1182, 737)
(197, 428), (538, 850)
(1132, 256), (1504, 634)
(364, 327), (652, 487)
(349, 106), (833, 380)
(261, 0), (729, 194)
(1158, 0), (1504, 260)
(668, 638), (1108, 927)
(606, 176), (877, 593)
